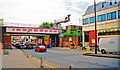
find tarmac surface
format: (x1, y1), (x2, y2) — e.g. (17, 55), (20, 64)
(25, 47), (120, 68)
(1, 47), (120, 69)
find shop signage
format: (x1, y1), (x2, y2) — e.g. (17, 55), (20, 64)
(69, 37), (72, 41)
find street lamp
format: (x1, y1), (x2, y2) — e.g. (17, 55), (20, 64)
(94, 0), (97, 54)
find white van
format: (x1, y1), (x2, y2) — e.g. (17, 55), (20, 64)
(99, 37), (120, 54)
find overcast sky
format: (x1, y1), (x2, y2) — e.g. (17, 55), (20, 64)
(0, 0), (105, 26)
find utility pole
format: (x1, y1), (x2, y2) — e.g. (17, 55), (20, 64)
(94, 0), (97, 54)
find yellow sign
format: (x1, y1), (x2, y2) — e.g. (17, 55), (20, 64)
(4, 34), (11, 36)
(92, 39), (95, 43)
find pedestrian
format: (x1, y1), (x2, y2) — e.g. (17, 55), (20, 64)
(66, 43), (68, 47)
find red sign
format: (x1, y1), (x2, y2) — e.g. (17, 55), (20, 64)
(34, 29), (38, 32)
(69, 37), (72, 41)
(16, 29), (21, 31)
(22, 29), (27, 31)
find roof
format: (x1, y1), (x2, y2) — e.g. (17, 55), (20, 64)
(83, 0), (120, 16)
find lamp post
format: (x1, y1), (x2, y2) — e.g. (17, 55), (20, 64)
(94, 0), (97, 54)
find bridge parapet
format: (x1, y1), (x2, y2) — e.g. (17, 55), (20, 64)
(6, 27), (62, 34)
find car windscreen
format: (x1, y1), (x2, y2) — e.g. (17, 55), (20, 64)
(39, 46), (45, 48)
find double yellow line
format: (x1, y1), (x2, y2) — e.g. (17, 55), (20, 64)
(33, 57), (55, 68)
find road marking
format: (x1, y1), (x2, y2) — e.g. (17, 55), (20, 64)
(32, 57), (55, 68)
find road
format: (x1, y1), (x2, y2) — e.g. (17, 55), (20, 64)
(25, 48), (119, 68)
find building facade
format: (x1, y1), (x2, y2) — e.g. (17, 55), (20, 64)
(59, 25), (82, 47)
(82, 0), (120, 47)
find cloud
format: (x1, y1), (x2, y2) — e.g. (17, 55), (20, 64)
(0, 0), (105, 26)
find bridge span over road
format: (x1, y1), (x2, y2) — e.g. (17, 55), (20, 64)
(2, 26), (62, 49)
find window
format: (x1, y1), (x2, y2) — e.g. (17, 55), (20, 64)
(101, 14), (105, 21)
(107, 13), (112, 20)
(102, 2), (106, 8)
(97, 14), (105, 22)
(83, 18), (88, 25)
(112, 12), (116, 19)
(115, 0), (119, 4)
(118, 10), (120, 18)
(107, 11), (116, 20)
(98, 15), (102, 22)
(110, 0), (113, 5)
(115, 0), (117, 4)
(90, 16), (95, 23)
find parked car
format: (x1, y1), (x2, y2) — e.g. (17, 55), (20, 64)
(35, 44), (47, 52)
(12, 40), (16, 46)
(70, 43), (74, 49)
(99, 37), (120, 54)
(25, 43), (33, 49)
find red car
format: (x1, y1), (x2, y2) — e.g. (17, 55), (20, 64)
(35, 45), (47, 52)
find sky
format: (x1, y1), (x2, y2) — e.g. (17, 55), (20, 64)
(0, 0), (105, 27)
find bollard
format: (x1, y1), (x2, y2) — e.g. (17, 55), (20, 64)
(40, 56), (44, 68)
(69, 65), (72, 70)
(27, 53), (29, 58)
(69, 65), (74, 70)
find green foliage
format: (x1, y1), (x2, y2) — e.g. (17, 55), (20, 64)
(4, 50), (9, 55)
(63, 37), (69, 42)
(12, 37), (15, 40)
(63, 29), (82, 37)
(38, 22), (54, 28)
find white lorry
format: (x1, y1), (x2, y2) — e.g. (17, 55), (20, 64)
(99, 37), (120, 54)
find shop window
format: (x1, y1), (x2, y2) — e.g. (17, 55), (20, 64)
(85, 32), (89, 42)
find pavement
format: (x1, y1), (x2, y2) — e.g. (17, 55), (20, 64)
(51, 47), (120, 59)
(83, 53), (120, 59)
(2, 49), (63, 69)
(2, 49), (38, 68)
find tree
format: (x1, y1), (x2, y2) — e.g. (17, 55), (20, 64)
(38, 22), (54, 28)
(62, 29), (82, 47)
(50, 22), (54, 27)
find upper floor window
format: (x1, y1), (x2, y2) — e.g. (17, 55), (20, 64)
(90, 16), (95, 23)
(115, 0), (117, 4)
(102, 2), (106, 8)
(97, 14), (106, 22)
(118, 10), (120, 18)
(107, 11), (116, 20)
(83, 18), (88, 25)
(110, 0), (113, 5)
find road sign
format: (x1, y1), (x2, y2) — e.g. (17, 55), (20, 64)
(60, 34), (64, 37)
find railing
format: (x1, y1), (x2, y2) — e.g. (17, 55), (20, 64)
(3, 22), (40, 28)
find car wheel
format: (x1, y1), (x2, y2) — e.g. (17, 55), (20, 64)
(44, 50), (46, 52)
(101, 49), (106, 54)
